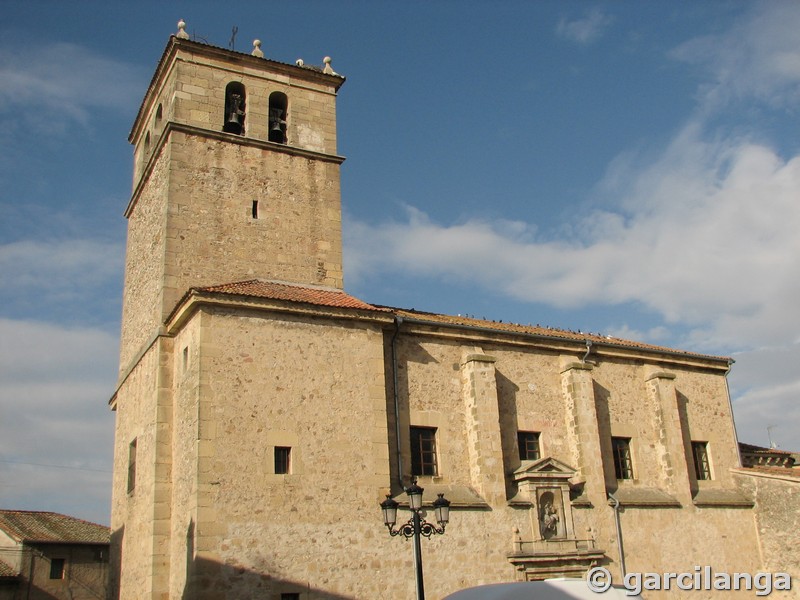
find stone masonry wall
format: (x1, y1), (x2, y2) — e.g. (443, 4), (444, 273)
(171, 307), (391, 599)
(132, 44), (340, 165)
(119, 144), (170, 373)
(167, 50), (339, 156)
(163, 132), (343, 311)
(676, 369), (741, 489)
(111, 345), (159, 598)
(391, 330), (763, 598)
(734, 470), (800, 580)
(167, 314), (202, 598)
(114, 305), (774, 599)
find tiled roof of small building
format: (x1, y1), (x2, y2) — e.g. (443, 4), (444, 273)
(0, 510), (109, 545)
(736, 465), (800, 479)
(193, 279), (389, 313)
(739, 442), (794, 456)
(0, 559), (16, 578)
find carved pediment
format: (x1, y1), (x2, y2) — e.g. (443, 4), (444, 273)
(513, 457), (576, 483)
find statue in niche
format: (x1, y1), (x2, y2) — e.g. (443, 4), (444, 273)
(538, 491), (560, 540)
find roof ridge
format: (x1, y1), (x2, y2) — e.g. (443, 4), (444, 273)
(740, 442), (795, 454)
(0, 509), (107, 526)
(170, 279), (389, 320)
(383, 305), (729, 362)
(212, 278), (352, 294)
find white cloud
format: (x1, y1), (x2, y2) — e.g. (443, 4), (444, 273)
(670, 3), (800, 110)
(556, 9), (614, 45)
(347, 132), (800, 350)
(0, 318), (118, 524)
(0, 238), (124, 310)
(0, 41), (146, 133)
(728, 343), (800, 451)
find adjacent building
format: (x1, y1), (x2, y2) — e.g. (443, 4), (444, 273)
(0, 510), (110, 600)
(109, 25), (793, 599)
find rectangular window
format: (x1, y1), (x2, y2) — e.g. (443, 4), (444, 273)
(517, 431), (541, 461)
(127, 438), (137, 493)
(49, 558), (65, 580)
(612, 437), (634, 480)
(281, 594), (300, 600)
(692, 441), (712, 480)
(410, 426), (438, 476)
(274, 447), (291, 474)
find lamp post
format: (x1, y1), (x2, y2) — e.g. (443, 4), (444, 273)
(380, 480), (451, 600)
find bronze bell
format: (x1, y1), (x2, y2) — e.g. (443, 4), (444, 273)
(227, 110), (242, 126)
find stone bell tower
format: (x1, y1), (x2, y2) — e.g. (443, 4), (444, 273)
(110, 23), (353, 599)
(119, 21), (345, 371)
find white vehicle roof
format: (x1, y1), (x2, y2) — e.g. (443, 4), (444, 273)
(443, 579), (643, 599)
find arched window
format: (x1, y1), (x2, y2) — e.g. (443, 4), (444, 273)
(155, 103), (163, 126)
(144, 131), (151, 154)
(268, 92), (288, 143)
(223, 82), (246, 135)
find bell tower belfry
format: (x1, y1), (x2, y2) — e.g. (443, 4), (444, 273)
(120, 23), (345, 370)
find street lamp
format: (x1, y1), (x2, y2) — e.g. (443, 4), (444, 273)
(380, 479), (451, 600)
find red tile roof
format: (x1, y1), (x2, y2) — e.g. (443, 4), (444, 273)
(739, 442), (794, 456)
(180, 280), (728, 361)
(0, 510), (109, 545)
(737, 465), (800, 479)
(193, 279), (389, 313)
(387, 306), (729, 361)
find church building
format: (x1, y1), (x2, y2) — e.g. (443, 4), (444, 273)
(110, 23), (777, 600)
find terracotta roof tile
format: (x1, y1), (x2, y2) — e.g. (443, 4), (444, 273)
(737, 465), (800, 479)
(739, 442), (794, 455)
(194, 279), (389, 313)
(0, 559), (16, 578)
(185, 281), (727, 360)
(386, 307), (729, 361)
(0, 510), (109, 544)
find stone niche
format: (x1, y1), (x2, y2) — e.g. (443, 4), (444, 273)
(507, 457), (605, 581)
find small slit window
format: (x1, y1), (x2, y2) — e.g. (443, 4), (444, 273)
(252, 200), (259, 219)
(268, 92), (288, 143)
(223, 82), (246, 135)
(127, 438), (137, 493)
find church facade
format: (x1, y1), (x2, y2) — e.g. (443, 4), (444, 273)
(110, 29), (775, 600)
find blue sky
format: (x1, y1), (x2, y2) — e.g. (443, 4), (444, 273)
(1, 2), (798, 525)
